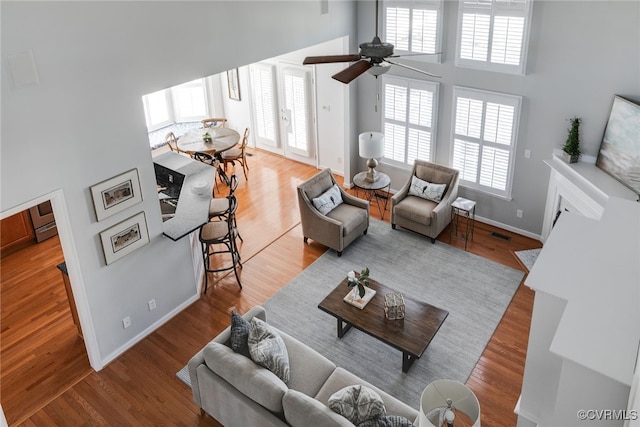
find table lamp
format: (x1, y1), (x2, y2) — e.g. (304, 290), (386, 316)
(359, 132), (385, 182)
(419, 379), (481, 427)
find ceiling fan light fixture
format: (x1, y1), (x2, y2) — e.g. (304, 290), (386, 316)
(368, 63), (390, 77)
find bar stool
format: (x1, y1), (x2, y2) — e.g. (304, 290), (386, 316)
(208, 174), (243, 243)
(200, 197), (242, 293)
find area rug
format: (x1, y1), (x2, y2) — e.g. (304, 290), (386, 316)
(177, 219), (524, 406)
(514, 248), (542, 272)
(261, 218), (523, 407)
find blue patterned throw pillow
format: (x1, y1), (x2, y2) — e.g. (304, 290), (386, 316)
(328, 385), (386, 425)
(229, 311), (251, 357)
(248, 317), (290, 383)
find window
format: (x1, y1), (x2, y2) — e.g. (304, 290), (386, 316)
(383, 0), (443, 63)
(381, 75), (439, 168)
(456, 0), (533, 74)
(143, 89), (172, 131)
(171, 79), (208, 122)
(249, 63), (278, 147)
(451, 86), (521, 198)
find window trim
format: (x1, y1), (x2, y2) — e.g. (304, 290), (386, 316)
(455, 0), (533, 75)
(382, 0), (444, 64)
(380, 75), (440, 170)
(450, 86), (522, 199)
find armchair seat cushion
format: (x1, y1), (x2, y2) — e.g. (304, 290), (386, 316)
(393, 196), (436, 226)
(327, 204), (369, 236)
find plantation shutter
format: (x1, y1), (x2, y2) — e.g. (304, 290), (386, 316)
(451, 86), (521, 198)
(384, 0), (443, 62)
(382, 76), (439, 167)
(456, 0), (532, 74)
(249, 63), (278, 148)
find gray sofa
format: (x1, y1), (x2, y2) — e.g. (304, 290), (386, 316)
(188, 306), (418, 426)
(391, 160), (459, 243)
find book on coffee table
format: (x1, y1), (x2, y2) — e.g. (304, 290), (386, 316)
(343, 287), (376, 309)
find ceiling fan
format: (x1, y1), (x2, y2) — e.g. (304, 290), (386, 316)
(303, 0), (440, 84)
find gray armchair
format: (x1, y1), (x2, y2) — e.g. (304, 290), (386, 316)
(297, 169), (369, 256)
(391, 160), (459, 243)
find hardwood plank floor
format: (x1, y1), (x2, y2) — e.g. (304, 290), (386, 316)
(8, 149), (540, 426)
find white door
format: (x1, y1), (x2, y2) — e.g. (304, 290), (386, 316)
(279, 65), (316, 165)
(249, 63), (280, 152)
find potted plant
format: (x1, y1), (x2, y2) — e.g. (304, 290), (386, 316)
(203, 132), (212, 143)
(347, 267), (370, 298)
(562, 117), (581, 163)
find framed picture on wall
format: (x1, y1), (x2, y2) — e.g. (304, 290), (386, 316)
(100, 212), (149, 265)
(90, 169), (142, 221)
(227, 68), (241, 101)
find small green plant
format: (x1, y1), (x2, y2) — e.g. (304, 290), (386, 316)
(563, 117), (582, 156)
(347, 267), (370, 298)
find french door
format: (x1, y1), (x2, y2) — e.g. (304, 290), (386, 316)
(278, 65), (315, 164)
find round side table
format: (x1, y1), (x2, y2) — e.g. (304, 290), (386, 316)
(352, 171), (391, 217)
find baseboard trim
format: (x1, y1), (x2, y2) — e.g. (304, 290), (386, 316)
(99, 294), (200, 370)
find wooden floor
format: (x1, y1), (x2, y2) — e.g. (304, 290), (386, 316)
(3, 149), (541, 426)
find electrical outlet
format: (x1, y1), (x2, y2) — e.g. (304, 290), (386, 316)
(516, 209), (523, 218)
(168, 174), (174, 183)
(524, 149), (531, 159)
(148, 299), (157, 311)
(122, 316), (131, 329)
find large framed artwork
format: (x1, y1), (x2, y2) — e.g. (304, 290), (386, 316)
(90, 169), (142, 221)
(596, 95), (640, 196)
(100, 212), (149, 265)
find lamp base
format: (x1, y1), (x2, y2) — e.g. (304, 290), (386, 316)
(365, 158), (379, 183)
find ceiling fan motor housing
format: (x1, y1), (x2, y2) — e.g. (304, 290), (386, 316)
(359, 37), (394, 62)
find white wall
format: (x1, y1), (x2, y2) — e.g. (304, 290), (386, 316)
(1, 1), (355, 368)
(355, 0), (640, 236)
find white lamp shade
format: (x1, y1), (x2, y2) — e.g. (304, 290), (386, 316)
(359, 132), (385, 159)
(419, 379), (481, 427)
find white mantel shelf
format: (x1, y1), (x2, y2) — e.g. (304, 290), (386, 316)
(526, 197), (640, 386)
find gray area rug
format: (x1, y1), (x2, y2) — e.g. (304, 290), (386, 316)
(262, 218), (523, 407)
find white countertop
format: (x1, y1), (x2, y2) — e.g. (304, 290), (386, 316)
(525, 197), (640, 385)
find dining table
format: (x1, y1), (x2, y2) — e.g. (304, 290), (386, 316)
(177, 127), (240, 185)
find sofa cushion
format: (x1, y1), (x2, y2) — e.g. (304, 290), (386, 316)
(313, 184), (344, 215)
(408, 176), (447, 203)
(357, 415), (414, 427)
(393, 196), (437, 225)
(327, 203), (369, 236)
(302, 170), (335, 200)
(277, 329), (337, 397)
(315, 368), (418, 423)
(203, 341), (287, 413)
(230, 310), (251, 357)
(328, 385), (386, 425)
(283, 389), (353, 427)
(248, 317), (290, 383)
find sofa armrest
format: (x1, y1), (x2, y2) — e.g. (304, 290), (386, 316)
(188, 305), (267, 407)
(341, 189), (369, 211)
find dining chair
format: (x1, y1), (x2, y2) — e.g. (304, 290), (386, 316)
(165, 132), (180, 153)
(221, 128), (250, 180)
(201, 118), (228, 128)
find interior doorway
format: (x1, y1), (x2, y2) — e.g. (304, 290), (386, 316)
(0, 203), (91, 425)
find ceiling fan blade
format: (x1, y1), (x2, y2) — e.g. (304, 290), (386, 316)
(332, 60), (373, 84)
(384, 59), (441, 78)
(389, 52), (442, 58)
(303, 54), (361, 65)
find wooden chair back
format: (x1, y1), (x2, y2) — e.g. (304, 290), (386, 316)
(201, 118), (228, 128)
(165, 132), (179, 152)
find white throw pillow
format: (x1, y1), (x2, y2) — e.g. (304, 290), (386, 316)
(312, 184), (344, 215)
(328, 384), (386, 425)
(408, 176), (446, 203)
(248, 317), (290, 383)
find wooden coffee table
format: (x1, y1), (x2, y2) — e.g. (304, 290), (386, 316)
(318, 277), (448, 373)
